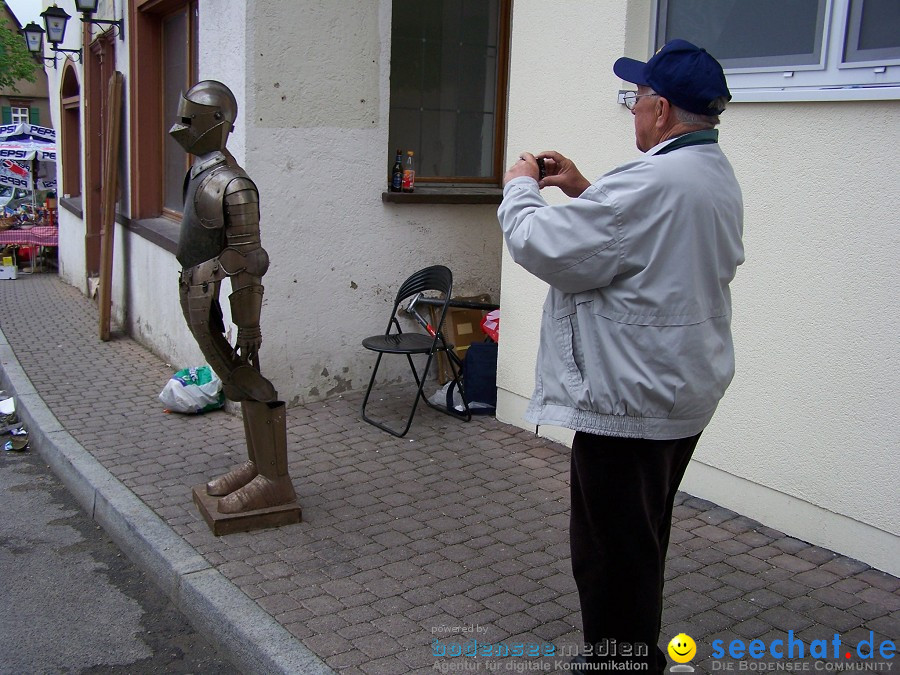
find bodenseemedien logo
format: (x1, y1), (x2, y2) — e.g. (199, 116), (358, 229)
(668, 633), (697, 672)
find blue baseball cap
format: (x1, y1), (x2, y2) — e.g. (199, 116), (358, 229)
(613, 39), (731, 115)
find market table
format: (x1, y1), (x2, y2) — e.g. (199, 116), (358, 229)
(0, 225), (59, 273)
(0, 225), (59, 247)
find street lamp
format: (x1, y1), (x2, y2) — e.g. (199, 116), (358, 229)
(74, 0), (124, 40)
(21, 20), (67, 69)
(22, 2), (125, 68)
(38, 4), (82, 64)
(40, 4), (71, 44)
(21, 22), (49, 55)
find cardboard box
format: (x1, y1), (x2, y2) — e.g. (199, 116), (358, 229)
(430, 294), (493, 384)
(0, 265), (18, 280)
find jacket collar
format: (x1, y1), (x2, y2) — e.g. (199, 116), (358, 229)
(649, 129), (719, 156)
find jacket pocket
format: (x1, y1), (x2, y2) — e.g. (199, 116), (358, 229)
(549, 303), (584, 391)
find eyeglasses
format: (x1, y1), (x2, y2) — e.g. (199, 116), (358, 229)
(622, 91), (659, 111)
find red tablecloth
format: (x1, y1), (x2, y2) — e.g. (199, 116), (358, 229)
(0, 226), (59, 247)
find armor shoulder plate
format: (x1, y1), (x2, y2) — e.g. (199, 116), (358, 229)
(194, 166), (248, 229)
(224, 176), (259, 206)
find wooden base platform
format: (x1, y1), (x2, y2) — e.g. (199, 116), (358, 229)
(192, 484), (302, 536)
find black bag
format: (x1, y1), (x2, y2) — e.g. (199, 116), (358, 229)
(447, 340), (498, 415)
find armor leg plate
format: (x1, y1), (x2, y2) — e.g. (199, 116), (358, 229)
(205, 400), (261, 496)
(217, 401), (296, 513)
(179, 277), (239, 382)
(179, 272), (277, 403)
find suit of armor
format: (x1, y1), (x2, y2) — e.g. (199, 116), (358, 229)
(169, 81), (296, 515)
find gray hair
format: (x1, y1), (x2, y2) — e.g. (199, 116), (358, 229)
(672, 96), (729, 128)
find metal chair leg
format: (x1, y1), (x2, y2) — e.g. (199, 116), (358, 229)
(361, 351), (446, 438)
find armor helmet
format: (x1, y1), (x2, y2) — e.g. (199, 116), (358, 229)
(168, 80), (238, 155)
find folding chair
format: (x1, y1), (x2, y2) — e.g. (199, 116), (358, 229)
(361, 265), (471, 437)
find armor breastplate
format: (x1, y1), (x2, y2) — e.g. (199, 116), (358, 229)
(176, 154), (232, 269)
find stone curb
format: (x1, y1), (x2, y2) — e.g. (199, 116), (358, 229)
(0, 331), (333, 675)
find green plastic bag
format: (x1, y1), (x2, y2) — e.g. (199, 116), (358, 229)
(159, 365), (225, 414)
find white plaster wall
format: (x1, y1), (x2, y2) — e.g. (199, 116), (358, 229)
(499, 3), (899, 574)
(197, 0), (246, 164)
(115, 228), (206, 369)
(56, 206), (87, 292)
(687, 101), (900, 575)
(243, 1), (502, 405)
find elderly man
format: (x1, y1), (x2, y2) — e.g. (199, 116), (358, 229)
(498, 40), (744, 672)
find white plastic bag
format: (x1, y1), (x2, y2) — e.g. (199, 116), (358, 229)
(428, 381), (493, 414)
(159, 365), (225, 414)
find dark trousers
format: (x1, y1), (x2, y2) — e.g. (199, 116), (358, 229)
(570, 431), (701, 673)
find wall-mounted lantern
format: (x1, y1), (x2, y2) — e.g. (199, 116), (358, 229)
(74, 0), (125, 40)
(33, 5), (83, 66)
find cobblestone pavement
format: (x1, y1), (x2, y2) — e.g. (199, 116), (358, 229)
(0, 273), (897, 674)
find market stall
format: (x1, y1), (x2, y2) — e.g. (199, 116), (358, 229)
(0, 123), (58, 275)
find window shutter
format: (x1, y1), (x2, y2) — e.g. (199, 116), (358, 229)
(29, 108), (40, 125)
(1, 107), (11, 124)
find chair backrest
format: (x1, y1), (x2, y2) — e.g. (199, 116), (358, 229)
(389, 265), (454, 336)
(394, 265), (453, 307)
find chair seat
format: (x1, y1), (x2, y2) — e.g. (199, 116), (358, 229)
(362, 333), (449, 354)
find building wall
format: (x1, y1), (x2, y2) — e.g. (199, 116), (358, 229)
(242, 1), (502, 404)
(0, 5), (51, 128)
(53, 0), (503, 405)
(56, 206), (85, 289)
(498, 2), (900, 575)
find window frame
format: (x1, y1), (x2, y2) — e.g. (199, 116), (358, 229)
(10, 106), (30, 125)
(60, 61), (82, 199)
(160, 3), (198, 220)
(387, 0), (512, 188)
(841, 0), (900, 67)
(651, 0), (900, 102)
(129, 0), (198, 223)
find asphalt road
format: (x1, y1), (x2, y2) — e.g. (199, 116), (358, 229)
(0, 445), (239, 675)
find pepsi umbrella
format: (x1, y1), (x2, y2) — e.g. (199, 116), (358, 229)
(0, 123), (57, 194)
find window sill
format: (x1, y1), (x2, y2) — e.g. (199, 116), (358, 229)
(124, 216), (179, 255)
(730, 85), (899, 103)
(617, 85), (899, 107)
(382, 186), (502, 205)
(59, 195), (83, 218)
(60, 196), (179, 255)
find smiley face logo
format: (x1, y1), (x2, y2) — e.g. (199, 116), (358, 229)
(667, 633), (696, 663)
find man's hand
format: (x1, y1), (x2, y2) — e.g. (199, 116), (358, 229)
(536, 151), (591, 198)
(502, 152), (541, 187)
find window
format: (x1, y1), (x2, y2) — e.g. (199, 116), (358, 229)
(161, 6), (196, 215)
(10, 107), (30, 125)
(843, 0), (900, 64)
(1, 104), (37, 125)
(655, 0), (900, 99)
(388, 0), (511, 185)
(60, 63), (81, 198)
(130, 0), (198, 221)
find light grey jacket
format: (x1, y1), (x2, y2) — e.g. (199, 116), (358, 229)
(498, 132), (744, 440)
